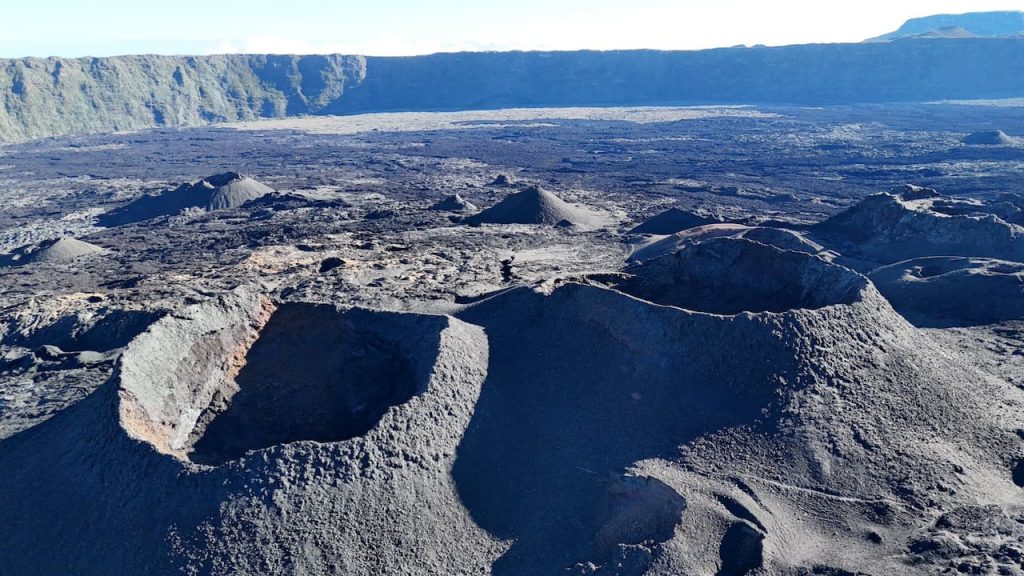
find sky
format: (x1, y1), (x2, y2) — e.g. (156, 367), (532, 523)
(2, 0), (1024, 58)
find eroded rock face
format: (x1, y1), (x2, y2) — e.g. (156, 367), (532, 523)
(116, 289), (478, 468)
(6, 44), (1024, 142)
(0, 54), (368, 142)
(117, 287), (276, 458)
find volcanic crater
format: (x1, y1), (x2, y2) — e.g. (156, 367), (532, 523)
(616, 237), (867, 314)
(117, 292), (446, 465)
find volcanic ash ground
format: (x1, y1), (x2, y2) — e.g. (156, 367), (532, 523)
(2, 231), (1022, 575)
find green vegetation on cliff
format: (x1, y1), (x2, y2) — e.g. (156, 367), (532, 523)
(0, 54), (366, 141)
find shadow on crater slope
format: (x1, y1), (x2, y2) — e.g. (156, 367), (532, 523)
(189, 303), (420, 465)
(454, 282), (781, 574)
(117, 293), (448, 466)
(450, 240), (885, 574)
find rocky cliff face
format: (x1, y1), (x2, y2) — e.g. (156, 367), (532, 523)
(4, 39), (1024, 142)
(0, 54), (367, 142)
(341, 40), (1024, 113)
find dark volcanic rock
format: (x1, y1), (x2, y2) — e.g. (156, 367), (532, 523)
(0, 288), (495, 575)
(488, 174), (514, 186)
(0, 226), (1020, 575)
(5, 96), (1024, 576)
(618, 237), (864, 314)
(318, 257), (345, 273)
(33, 345), (114, 369)
(98, 172), (273, 226)
(3, 307), (163, 352)
(892, 184), (940, 200)
(629, 223), (822, 261)
(244, 191), (346, 211)
(450, 242), (1013, 574)
(364, 207), (398, 220)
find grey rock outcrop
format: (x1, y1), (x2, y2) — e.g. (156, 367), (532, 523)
(629, 223), (822, 261)
(430, 194), (478, 212)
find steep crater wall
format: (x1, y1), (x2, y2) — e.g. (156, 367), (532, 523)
(5, 39), (1024, 141)
(116, 290), (449, 465)
(0, 54), (366, 142)
(189, 303), (423, 465)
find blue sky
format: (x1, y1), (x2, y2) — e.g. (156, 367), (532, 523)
(2, 0), (1023, 57)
